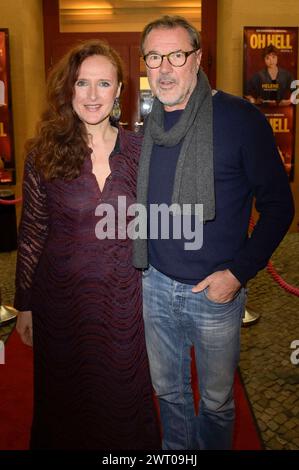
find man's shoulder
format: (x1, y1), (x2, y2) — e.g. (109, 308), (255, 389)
(213, 90), (263, 117)
(213, 90), (270, 137)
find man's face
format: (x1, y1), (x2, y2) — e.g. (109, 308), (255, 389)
(143, 26), (201, 111)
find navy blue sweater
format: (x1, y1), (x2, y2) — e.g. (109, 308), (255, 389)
(147, 91), (294, 285)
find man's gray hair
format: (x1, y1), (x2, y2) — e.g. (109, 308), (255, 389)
(141, 15), (201, 54)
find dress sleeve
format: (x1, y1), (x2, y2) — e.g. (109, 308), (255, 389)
(14, 155), (50, 311)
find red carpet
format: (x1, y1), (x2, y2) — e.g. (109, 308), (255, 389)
(0, 329), (33, 450)
(0, 329), (263, 450)
(190, 347), (263, 450)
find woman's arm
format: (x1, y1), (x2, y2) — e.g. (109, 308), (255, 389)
(14, 154), (50, 315)
(16, 310), (33, 346)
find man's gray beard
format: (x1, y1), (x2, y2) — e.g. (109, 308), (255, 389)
(157, 92), (185, 107)
(156, 82), (195, 108)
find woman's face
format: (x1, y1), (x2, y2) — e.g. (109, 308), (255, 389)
(72, 54), (121, 130)
(264, 53), (278, 68)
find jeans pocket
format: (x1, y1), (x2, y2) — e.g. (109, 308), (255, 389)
(202, 287), (241, 306)
(142, 265), (153, 278)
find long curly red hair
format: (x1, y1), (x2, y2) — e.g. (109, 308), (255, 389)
(27, 40), (124, 180)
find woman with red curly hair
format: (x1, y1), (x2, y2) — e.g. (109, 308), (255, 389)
(14, 40), (160, 450)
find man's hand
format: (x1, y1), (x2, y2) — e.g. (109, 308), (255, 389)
(192, 269), (241, 303)
(16, 311), (33, 347)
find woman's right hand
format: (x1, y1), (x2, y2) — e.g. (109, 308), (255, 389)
(16, 311), (33, 347)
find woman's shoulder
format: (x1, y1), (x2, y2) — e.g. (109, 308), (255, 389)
(118, 126), (143, 159)
(119, 126), (143, 143)
(23, 151), (45, 182)
(23, 151), (37, 172)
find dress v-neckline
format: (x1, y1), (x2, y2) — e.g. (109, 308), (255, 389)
(88, 127), (120, 194)
(93, 171), (111, 194)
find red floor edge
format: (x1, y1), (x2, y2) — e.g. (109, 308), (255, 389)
(0, 329), (263, 450)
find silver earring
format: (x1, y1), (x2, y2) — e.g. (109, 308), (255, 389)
(111, 97), (121, 121)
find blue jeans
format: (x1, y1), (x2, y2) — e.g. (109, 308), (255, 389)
(142, 265), (246, 450)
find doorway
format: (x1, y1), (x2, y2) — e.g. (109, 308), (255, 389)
(43, 0), (216, 130)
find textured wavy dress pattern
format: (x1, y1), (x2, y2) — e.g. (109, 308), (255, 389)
(14, 127), (160, 450)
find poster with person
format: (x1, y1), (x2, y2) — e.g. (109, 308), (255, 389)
(243, 27), (298, 181)
(0, 29), (15, 184)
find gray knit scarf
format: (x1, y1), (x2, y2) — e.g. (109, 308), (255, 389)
(133, 68), (215, 268)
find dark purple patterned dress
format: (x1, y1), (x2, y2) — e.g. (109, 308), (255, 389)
(14, 127), (160, 450)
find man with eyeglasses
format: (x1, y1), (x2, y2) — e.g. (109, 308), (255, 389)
(133, 16), (294, 450)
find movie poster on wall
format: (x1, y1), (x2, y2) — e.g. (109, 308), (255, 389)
(0, 29), (15, 184)
(243, 27), (298, 181)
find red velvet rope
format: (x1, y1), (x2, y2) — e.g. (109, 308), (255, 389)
(0, 197), (23, 205)
(249, 217), (299, 297)
(266, 261), (299, 296)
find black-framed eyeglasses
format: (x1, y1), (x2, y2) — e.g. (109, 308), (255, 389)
(143, 48), (200, 69)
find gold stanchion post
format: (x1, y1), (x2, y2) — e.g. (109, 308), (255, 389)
(242, 306), (260, 327)
(0, 288), (18, 326)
